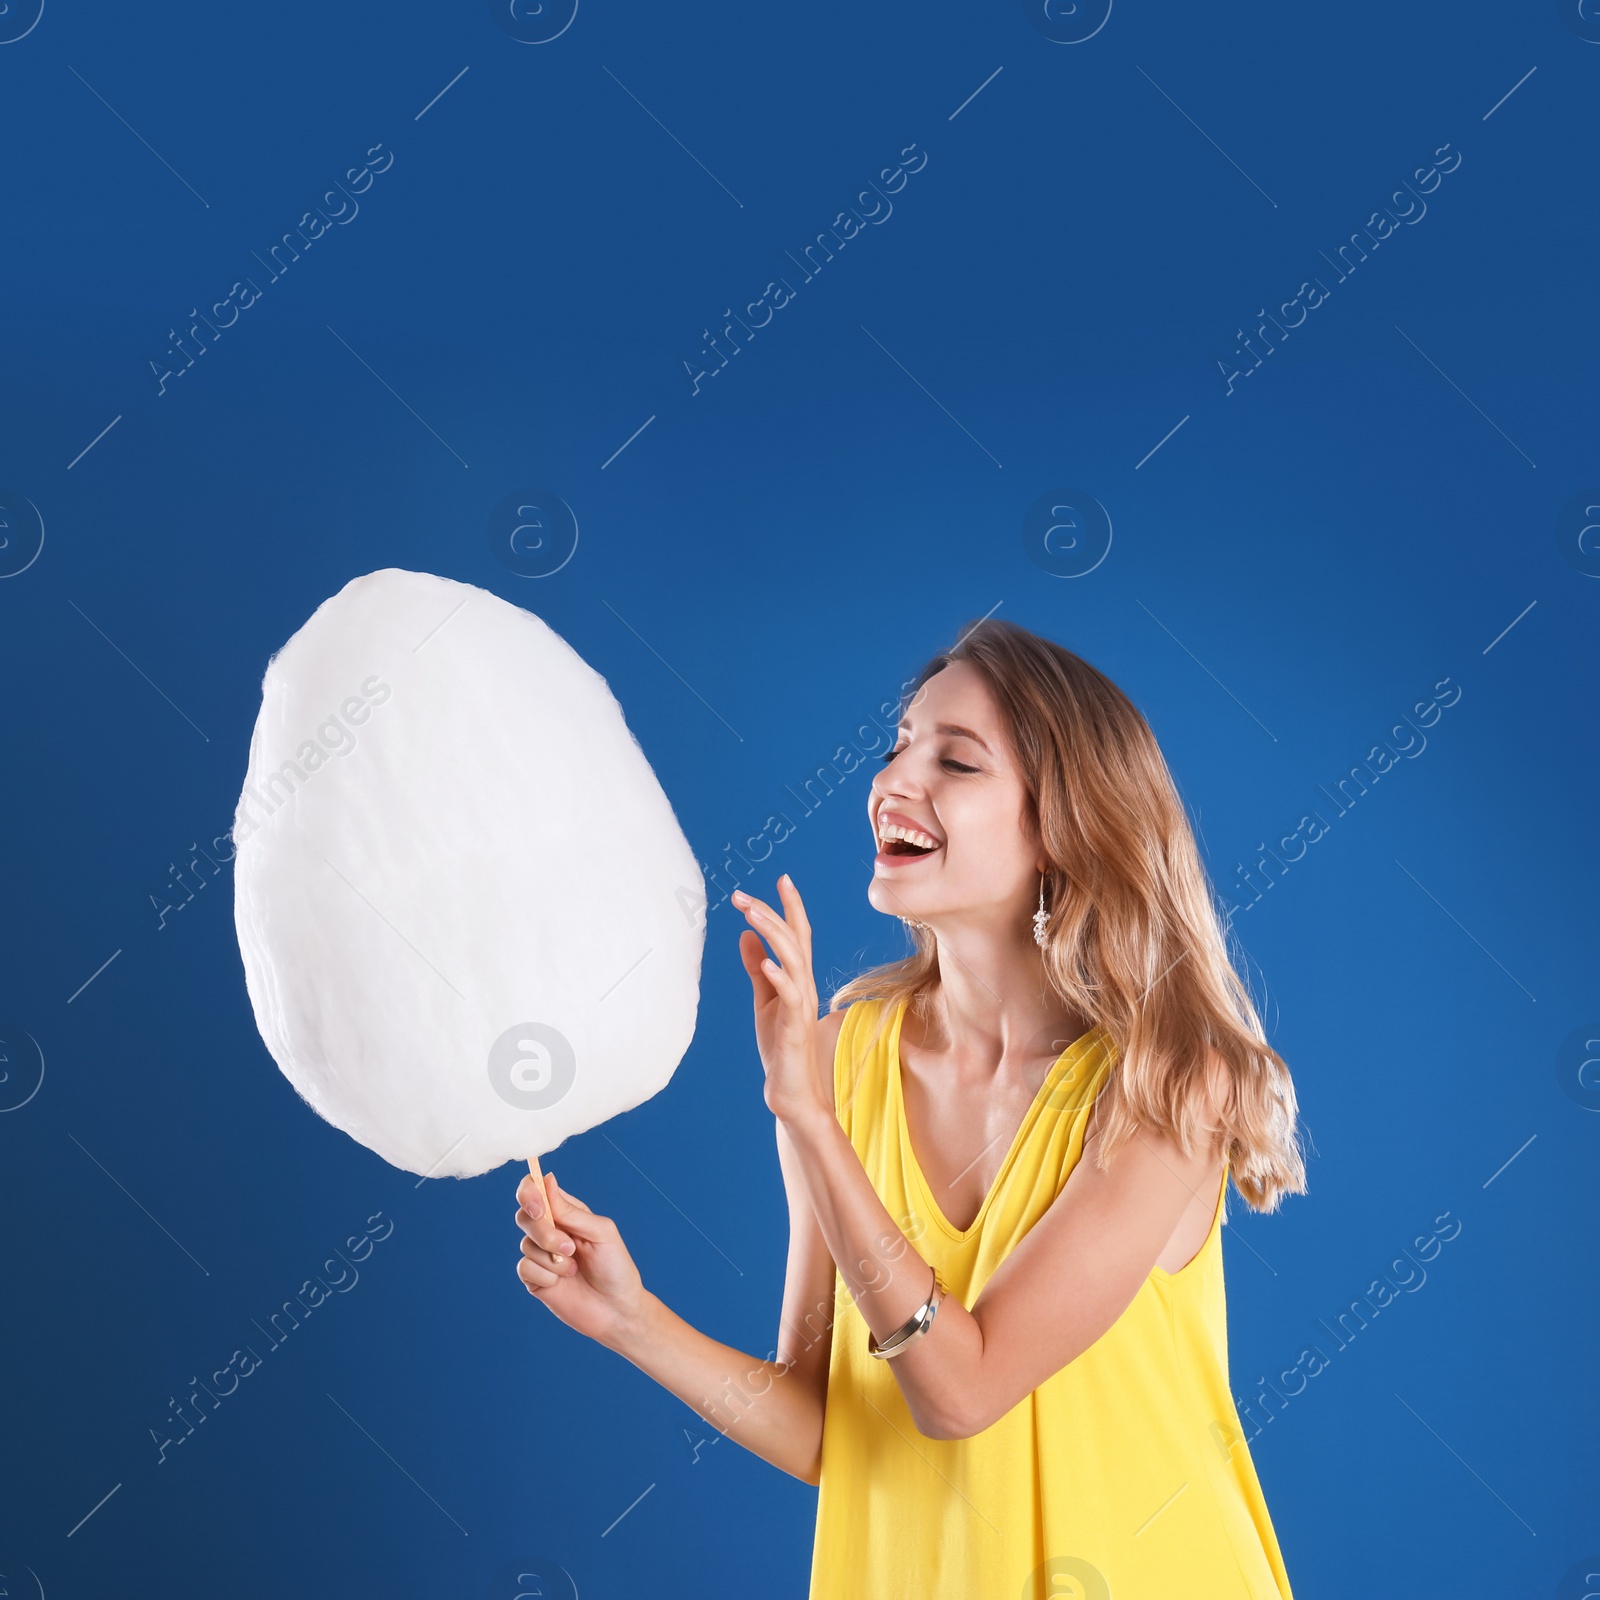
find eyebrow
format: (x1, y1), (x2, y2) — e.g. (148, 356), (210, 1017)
(898, 719), (994, 757)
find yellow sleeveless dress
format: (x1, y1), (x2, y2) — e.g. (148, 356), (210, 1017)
(807, 998), (1294, 1600)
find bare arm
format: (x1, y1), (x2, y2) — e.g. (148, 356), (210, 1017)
(603, 1023), (843, 1484)
(604, 1292), (822, 1482)
(514, 1010), (849, 1484)
(734, 874), (1230, 1442)
(782, 1087), (1226, 1439)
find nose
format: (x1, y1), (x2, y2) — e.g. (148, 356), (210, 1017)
(871, 755), (923, 805)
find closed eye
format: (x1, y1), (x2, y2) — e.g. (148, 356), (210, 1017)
(878, 747), (979, 774)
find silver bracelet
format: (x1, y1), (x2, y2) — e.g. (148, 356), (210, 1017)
(866, 1265), (945, 1360)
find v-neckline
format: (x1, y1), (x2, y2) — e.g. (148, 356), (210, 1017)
(889, 998), (1106, 1242)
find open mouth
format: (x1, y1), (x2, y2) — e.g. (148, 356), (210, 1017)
(877, 820), (942, 859)
(882, 837), (937, 858)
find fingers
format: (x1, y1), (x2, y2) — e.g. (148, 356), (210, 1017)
(515, 1206), (578, 1272)
(776, 873), (813, 947)
(738, 929), (776, 994)
(731, 888), (805, 967)
(515, 1168), (618, 1300)
(515, 1174), (574, 1249)
(517, 1253), (562, 1292)
(521, 1232), (563, 1259)
(546, 1177), (616, 1243)
(520, 1232), (575, 1279)
(757, 953), (802, 1004)
(516, 1171), (576, 1257)
(545, 1172), (592, 1214)
(732, 888), (813, 992)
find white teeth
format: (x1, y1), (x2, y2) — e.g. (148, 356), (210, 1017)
(879, 822), (940, 850)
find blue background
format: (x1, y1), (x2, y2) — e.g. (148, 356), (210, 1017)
(2, 1), (1597, 1595)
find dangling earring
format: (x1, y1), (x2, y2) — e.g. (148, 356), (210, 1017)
(900, 915), (930, 934)
(1032, 874), (1051, 948)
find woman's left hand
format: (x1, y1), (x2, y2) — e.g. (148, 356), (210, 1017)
(733, 876), (832, 1127)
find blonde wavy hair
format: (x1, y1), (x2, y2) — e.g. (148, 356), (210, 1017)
(828, 617), (1308, 1213)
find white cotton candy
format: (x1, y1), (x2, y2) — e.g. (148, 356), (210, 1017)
(232, 568), (705, 1179)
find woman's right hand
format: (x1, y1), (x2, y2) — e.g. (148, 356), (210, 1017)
(515, 1168), (648, 1348)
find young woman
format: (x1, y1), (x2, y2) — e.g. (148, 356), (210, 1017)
(513, 618), (1306, 1598)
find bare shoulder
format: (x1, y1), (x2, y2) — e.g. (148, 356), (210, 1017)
(1196, 1046), (1234, 1140)
(814, 1007), (850, 1105)
(1084, 1043), (1231, 1168)
(816, 1006), (849, 1051)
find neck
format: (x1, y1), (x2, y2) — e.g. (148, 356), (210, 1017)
(914, 917), (1088, 1066)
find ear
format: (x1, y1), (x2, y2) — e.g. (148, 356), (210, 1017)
(1024, 807), (1047, 872)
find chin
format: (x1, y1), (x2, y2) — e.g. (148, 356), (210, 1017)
(869, 891), (929, 924)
